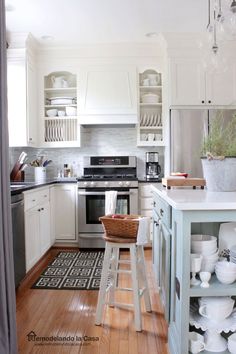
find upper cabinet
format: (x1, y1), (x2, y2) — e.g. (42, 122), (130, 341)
(169, 58), (236, 107)
(39, 70), (81, 147)
(79, 65), (138, 124)
(7, 48), (37, 147)
(137, 69), (164, 146)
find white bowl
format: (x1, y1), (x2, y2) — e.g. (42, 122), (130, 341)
(215, 261), (236, 272)
(191, 234), (217, 255)
(215, 272), (236, 284)
(46, 109), (58, 117)
(65, 106), (77, 116)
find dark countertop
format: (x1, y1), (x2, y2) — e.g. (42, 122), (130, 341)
(10, 177), (162, 195)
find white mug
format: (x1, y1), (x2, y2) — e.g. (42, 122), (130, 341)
(189, 332), (205, 354)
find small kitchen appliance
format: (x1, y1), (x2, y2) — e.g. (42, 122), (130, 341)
(146, 152), (161, 180)
(77, 156), (138, 248)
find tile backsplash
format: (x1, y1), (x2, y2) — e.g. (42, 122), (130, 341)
(9, 127), (164, 180)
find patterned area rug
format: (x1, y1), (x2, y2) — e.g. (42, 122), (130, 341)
(32, 250), (104, 290)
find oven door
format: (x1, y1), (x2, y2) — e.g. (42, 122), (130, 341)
(78, 188), (138, 234)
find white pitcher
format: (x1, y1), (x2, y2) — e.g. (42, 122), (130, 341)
(51, 76), (68, 88)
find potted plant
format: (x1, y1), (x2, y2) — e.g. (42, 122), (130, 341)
(201, 111), (236, 191)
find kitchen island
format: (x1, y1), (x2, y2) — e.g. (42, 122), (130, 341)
(151, 186), (236, 354)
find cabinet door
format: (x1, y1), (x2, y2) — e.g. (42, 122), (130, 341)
(79, 65), (137, 124)
(159, 221), (171, 322)
(206, 62), (236, 105)
(170, 58), (205, 106)
(39, 201), (51, 254)
(52, 184), (76, 240)
(7, 57), (28, 147)
(152, 211), (160, 287)
(25, 207), (40, 272)
(26, 56), (37, 146)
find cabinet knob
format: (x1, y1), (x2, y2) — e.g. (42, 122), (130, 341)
(41, 208), (44, 211)
(160, 208), (164, 216)
(153, 201), (156, 207)
(154, 220), (159, 226)
(208, 100), (211, 104)
(29, 138), (33, 141)
(38, 208), (41, 212)
(201, 100), (205, 104)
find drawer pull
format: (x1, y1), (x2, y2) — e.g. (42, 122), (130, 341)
(153, 201), (156, 207)
(32, 199), (36, 202)
(38, 208), (41, 212)
(160, 208), (164, 216)
(41, 208), (44, 211)
(154, 220), (159, 226)
(44, 195), (47, 197)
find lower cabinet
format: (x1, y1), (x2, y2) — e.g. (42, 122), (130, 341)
(24, 187), (51, 272)
(139, 182), (160, 241)
(50, 184), (77, 242)
(152, 193), (172, 323)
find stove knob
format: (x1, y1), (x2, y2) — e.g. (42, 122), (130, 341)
(90, 181), (96, 187)
(104, 181), (109, 187)
(125, 181), (131, 187)
(83, 182), (88, 187)
(118, 181), (123, 187)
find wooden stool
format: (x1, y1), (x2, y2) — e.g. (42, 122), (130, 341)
(95, 215), (151, 332)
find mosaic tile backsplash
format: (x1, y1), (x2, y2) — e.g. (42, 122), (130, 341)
(9, 127), (164, 181)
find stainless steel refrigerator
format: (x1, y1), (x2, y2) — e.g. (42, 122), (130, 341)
(170, 109), (236, 177)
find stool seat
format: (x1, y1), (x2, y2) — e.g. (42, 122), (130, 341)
(95, 215), (152, 332)
(103, 234), (137, 243)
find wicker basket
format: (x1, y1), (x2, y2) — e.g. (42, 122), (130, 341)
(99, 214), (140, 241)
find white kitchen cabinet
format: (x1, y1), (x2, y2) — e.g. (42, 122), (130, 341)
(7, 48), (37, 147)
(169, 58), (236, 106)
(79, 65), (138, 124)
(39, 70), (81, 147)
(137, 69), (164, 146)
(50, 184), (77, 241)
(24, 187), (51, 272)
(139, 182), (160, 241)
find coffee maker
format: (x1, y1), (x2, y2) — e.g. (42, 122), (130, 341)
(146, 152), (161, 180)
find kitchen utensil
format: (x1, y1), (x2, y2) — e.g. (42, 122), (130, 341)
(43, 160), (52, 167)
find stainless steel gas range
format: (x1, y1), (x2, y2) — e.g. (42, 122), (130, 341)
(77, 156), (138, 248)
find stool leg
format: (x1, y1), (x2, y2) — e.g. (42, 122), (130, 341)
(130, 244), (142, 332)
(108, 246), (119, 307)
(95, 243), (112, 325)
(138, 246), (152, 312)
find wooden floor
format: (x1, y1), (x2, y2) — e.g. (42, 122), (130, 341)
(16, 248), (169, 354)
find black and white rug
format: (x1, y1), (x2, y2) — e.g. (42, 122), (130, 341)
(32, 250), (104, 290)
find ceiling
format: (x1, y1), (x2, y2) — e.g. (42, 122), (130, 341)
(5, 0), (207, 46)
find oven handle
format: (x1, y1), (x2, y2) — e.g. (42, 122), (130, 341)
(78, 191), (133, 196)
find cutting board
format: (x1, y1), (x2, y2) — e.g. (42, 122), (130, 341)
(162, 177), (206, 189)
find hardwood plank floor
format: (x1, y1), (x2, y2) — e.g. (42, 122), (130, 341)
(16, 248), (169, 354)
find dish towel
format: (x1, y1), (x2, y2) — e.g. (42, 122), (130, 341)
(136, 217), (150, 245)
(105, 190), (117, 215)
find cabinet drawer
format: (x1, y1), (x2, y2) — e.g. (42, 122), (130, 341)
(139, 183), (159, 198)
(140, 197), (153, 210)
(24, 187), (49, 211)
(153, 194), (171, 228)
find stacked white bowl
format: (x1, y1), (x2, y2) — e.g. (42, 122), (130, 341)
(215, 261), (236, 284)
(191, 234), (218, 273)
